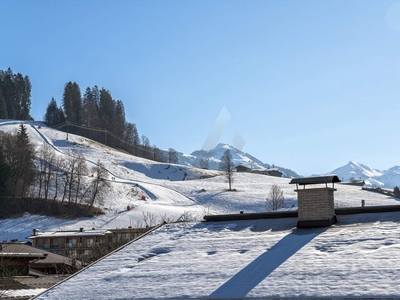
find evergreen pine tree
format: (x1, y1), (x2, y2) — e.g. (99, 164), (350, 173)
(131, 123), (140, 147)
(62, 81), (82, 124)
(14, 73), (25, 119)
(13, 124), (35, 197)
(114, 100), (126, 138)
(44, 97), (59, 126)
(82, 86), (100, 128)
(1, 68), (16, 119)
(0, 91), (8, 119)
(0, 68), (31, 120)
(0, 148), (11, 201)
(57, 105), (66, 124)
(20, 75), (32, 120)
(99, 88), (115, 131)
(16, 123), (30, 147)
(72, 82), (82, 124)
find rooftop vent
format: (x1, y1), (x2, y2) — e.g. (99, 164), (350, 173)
(79, 228), (84, 232)
(290, 175), (340, 228)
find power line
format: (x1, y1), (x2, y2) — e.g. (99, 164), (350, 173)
(53, 121), (157, 155)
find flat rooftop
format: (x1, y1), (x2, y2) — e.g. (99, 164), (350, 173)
(28, 229), (112, 239)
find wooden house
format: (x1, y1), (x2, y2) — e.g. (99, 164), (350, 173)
(235, 165), (283, 177)
(0, 242), (81, 275)
(28, 227), (152, 264)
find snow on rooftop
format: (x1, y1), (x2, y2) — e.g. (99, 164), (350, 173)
(3, 288), (48, 299)
(36, 212), (400, 299)
(29, 229), (112, 239)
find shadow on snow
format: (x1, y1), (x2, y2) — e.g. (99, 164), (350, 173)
(209, 227), (327, 298)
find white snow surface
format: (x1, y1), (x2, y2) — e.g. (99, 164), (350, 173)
(36, 212), (400, 299)
(1, 120), (400, 242)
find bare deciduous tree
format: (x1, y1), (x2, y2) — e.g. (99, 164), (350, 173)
(168, 148), (179, 164)
(160, 213), (174, 224)
(199, 158), (209, 169)
(219, 149), (234, 191)
(153, 146), (167, 163)
(142, 211), (157, 227)
(61, 152), (87, 204)
(266, 184), (285, 211)
(86, 161), (109, 210)
(62, 153), (76, 203)
(53, 155), (65, 201)
(178, 211), (196, 222)
(36, 143), (56, 201)
(74, 154), (88, 204)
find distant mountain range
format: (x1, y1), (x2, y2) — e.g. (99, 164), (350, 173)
(177, 144), (399, 188)
(326, 161), (400, 188)
(177, 143), (300, 178)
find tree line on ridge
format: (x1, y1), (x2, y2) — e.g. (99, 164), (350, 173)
(44, 81), (179, 163)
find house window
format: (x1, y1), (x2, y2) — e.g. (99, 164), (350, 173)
(67, 238), (78, 248)
(50, 240), (59, 249)
(68, 250), (77, 258)
(86, 238), (94, 247)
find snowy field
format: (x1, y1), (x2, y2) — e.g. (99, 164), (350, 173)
(36, 211), (400, 299)
(0, 120), (399, 242)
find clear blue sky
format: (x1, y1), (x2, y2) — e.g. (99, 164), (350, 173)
(2, 0), (400, 175)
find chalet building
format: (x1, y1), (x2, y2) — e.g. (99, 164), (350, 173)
(0, 242), (81, 275)
(235, 165), (252, 172)
(0, 242), (77, 299)
(235, 165), (282, 177)
(28, 227), (151, 264)
(0, 250), (46, 277)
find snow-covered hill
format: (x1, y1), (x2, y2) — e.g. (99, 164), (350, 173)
(179, 143), (300, 178)
(328, 161), (400, 188)
(1, 120), (399, 242)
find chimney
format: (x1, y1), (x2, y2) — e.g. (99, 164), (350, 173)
(33, 229), (38, 236)
(290, 175), (340, 228)
(79, 228), (84, 232)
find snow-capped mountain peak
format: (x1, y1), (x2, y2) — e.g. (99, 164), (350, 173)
(329, 161), (399, 188)
(178, 143), (300, 178)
